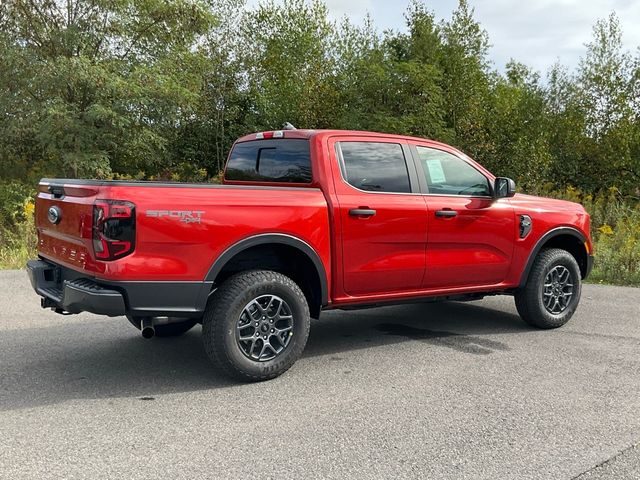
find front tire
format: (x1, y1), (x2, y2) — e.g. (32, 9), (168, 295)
(202, 270), (311, 382)
(515, 248), (582, 329)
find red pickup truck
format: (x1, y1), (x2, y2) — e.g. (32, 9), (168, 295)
(28, 128), (594, 381)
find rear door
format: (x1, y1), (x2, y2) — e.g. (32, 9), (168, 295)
(330, 138), (428, 296)
(411, 145), (515, 288)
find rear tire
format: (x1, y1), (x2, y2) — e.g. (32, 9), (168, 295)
(515, 248), (582, 329)
(202, 270), (310, 382)
(127, 316), (198, 337)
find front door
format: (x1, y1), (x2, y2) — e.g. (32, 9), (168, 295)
(413, 145), (515, 288)
(332, 138), (428, 297)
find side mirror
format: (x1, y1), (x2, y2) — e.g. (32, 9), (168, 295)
(494, 177), (516, 198)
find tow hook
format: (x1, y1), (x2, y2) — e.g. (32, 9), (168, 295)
(41, 298), (71, 315)
(41, 297), (57, 309)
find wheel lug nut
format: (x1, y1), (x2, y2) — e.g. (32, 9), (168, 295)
(263, 335), (267, 340)
(271, 329), (274, 333)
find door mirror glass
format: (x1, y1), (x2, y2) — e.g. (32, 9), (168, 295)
(494, 177), (516, 198)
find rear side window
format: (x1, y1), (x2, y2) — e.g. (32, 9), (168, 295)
(225, 139), (312, 183)
(338, 142), (411, 193)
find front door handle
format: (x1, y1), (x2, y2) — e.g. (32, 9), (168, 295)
(435, 209), (457, 218)
(349, 208), (376, 217)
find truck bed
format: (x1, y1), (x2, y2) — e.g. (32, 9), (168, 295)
(36, 179), (331, 282)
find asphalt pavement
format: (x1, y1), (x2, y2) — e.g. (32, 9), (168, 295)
(1, 269), (639, 479)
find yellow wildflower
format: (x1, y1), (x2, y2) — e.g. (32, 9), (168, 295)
(24, 201), (35, 218)
(598, 224), (613, 235)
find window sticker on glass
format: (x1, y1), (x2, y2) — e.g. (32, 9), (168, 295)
(426, 159), (446, 184)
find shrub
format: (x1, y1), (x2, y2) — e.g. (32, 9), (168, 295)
(589, 205), (640, 286)
(0, 182), (37, 269)
(539, 186), (640, 286)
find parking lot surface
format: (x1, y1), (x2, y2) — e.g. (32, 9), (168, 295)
(1, 270), (638, 479)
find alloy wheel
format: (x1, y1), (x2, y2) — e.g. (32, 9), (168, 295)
(542, 265), (574, 315)
(236, 294), (294, 361)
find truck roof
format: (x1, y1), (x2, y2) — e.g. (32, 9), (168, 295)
(235, 129), (452, 149)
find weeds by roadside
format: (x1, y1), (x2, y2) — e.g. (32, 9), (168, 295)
(0, 182), (37, 269)
(536, 186), (640, 286)
(0, 213), (37, 269)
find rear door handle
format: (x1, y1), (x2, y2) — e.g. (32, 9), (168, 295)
(435, 209), (457, 218)
(349, 208), (376, 217)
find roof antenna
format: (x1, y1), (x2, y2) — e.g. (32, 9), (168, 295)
(282, 122), (297, 131)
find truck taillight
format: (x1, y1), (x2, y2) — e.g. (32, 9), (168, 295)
(93, 200), (136, 260)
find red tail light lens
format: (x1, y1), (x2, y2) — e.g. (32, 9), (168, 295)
(93, 200), (136, 260)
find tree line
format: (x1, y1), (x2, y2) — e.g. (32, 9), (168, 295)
(1, 0), (639, 196)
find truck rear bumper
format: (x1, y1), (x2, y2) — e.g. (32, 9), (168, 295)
(27, 259), (126, 316)
(27, 259), (210, 318)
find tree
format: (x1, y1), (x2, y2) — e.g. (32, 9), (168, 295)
(173, 0), (250, 176)
(439, 0), (491, 159)
(544, 63), (590, 190)
(574, 13), (637, 191)
(0, 0), (637, 198)
(0, 0), (214, 179)
(329, 3), (447, 139)
(486, 61), (551, 187)
(239, 0), (338, 130)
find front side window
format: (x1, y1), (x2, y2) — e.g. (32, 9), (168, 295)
(416, 146), (490, 196)
(339, 142), (411, 193)
(226, 139), (312, 183)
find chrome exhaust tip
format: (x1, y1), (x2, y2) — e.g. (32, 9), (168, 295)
(140, 317), (155, 339)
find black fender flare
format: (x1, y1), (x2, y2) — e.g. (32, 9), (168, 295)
(518, 226), (587, 288)
(205, 233), (329, 305)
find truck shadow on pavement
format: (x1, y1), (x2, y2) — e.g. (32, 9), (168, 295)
(303, 301), (523, 358)
(374, 323), (509, 355)
(1, 300), (526, 411)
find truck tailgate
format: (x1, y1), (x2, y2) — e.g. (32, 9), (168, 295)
(36, 181), (100, 273)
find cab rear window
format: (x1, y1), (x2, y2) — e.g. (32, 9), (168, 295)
(225, 139), (312, 183)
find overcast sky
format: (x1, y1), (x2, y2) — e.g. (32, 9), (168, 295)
(247, 0), (640, 74)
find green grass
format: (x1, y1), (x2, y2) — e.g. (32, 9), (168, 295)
(0, 243), (36, 269)
(588, 231), (640, 287)
(0, 212), (37, 269)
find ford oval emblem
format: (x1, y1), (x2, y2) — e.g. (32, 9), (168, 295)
(48, 206), (62, 224)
